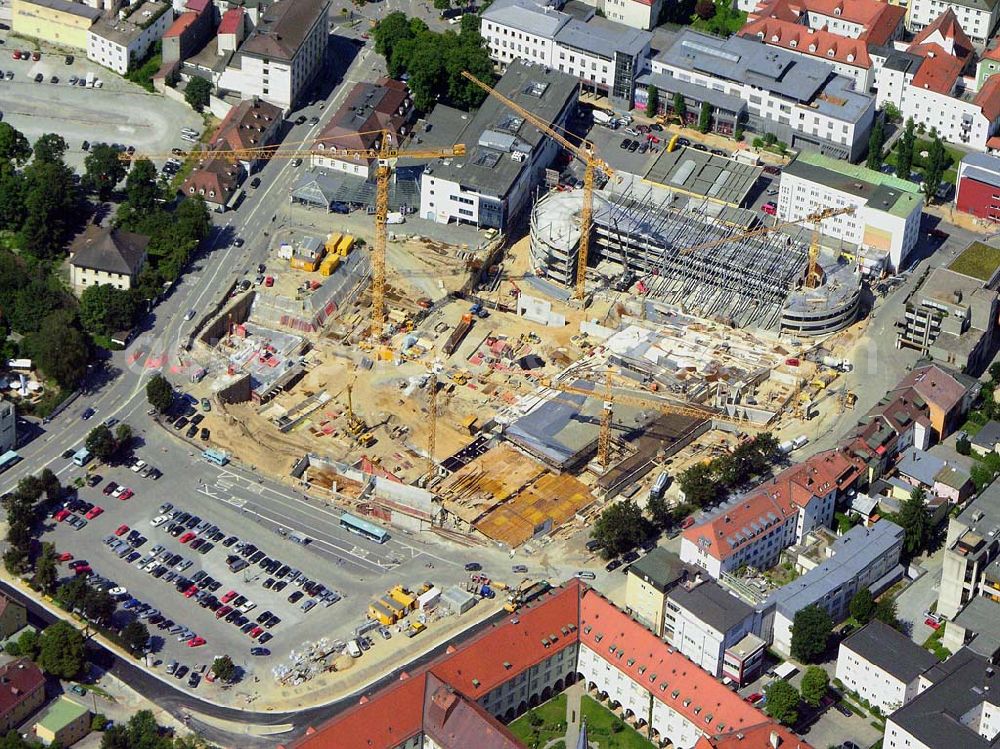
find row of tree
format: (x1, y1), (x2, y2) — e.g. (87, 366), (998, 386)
(790, 589), (900, 664)
(676, 433), (782, 507)
(372, 12), (496, 112)
(85, 422), (134, 463)
(102, 710), (214, 749)
(764, 667), (829, 726)
(3, 471), (62, 574)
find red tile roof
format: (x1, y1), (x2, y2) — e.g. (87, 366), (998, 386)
(984, 43), (1000, 62)
(682, 449), (864, 561)
(218, 7), (243, 35)
(696, 722), (811, 749)
(314, 79), (412, 165)
(986, 135), (1000, 150)
(580, 591), (812, 746)
(0, 659), (43, 719)
(163, 11), (198, 39)
(181, 157), (240, 204)
(184, 0), (209, 13)
(976, 75), (1000, 122)
(747, 0), (903, 45)
(211, 97), (282, 153)
(909, 8), (973, 61)
(423, 674), (522, 749)
(908, 44), (964, 94)
(740, 18), (871, 68)
(899, 364), (971, 415)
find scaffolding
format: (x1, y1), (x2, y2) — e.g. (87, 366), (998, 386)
(530, 188), (814, 330)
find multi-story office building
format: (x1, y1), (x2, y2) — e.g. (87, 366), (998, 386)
(907, 0), (1000, 43)
(86, 1), (172, 74)
(665, 579), (757, 678)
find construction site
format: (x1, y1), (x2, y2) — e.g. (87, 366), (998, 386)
(168, 73), (873, 554)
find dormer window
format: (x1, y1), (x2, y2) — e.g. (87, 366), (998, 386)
(771, 34), (780, 42)
(827, 49), (834, 57)
(847, 53), (854, 62)
(834, 6), (841, 14)
(809, 43), (817, 52)
(209, 190), (216, 198)
(790, 39), (797, 47)
(189, 186), (195, 194)
(757, 31), (765, 38)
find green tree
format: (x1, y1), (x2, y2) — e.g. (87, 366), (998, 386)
(646, 85), (660, 117)
(37, 621), (85, 679)
(698, 102), (713, 133)
(896, 118), (916, 180)
(22, 310), (91, 390)
(673, 92), (687, 122)
(647, 491), (672, 529)
(677, 462), (721, 507)
(591, 499), (652, 558)
(38, 469), (62, 504)
(79, 284), (138, 338)
(764, 679), (799, 725)
(85, 425), (117, 462)
(790, 605), (834, 663)
(211, 655), (237, 682)
(800, 666), (829, 707)
(0, 167), (26, 232)
(115, 423), (133, 452)
(83, 144), (127, 201)
(989, 361), (1000, 384)
(849, 587), (877, 625)
(15, 629), (39, 661)
(18, 160), (77, 260)
(898, 486), (930, 557)
(55, 577), (89, 612)
(83, 587), (115, 625)
(956, 434), (972, 456)
(32, 133), (67, 164)
(694, 0), (716, 18)
(124, 159), (159, 214)
(121, 621), (149, 656)
(922, 134), (947, 204)
(33, 542), (58, 596)
(184, 77), (212, 112)
(866, 116), (885, 171)
(883, 102), (902, 122)
(146, 375), (174, 413)
(433, 0), (451, 9)
(875, 597), (900, 629)
(0, 124), (31, 166)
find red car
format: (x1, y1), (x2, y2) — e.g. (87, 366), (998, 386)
(744, 693), (763, 704)
(221, 590), (237, 604)
(73, 565), (92, 576)
(31, 51), (40, 61)
(187, 636), (206, 648)
(179, 532), (196, 544)
(248, 626), (263, 639)
(85, 506), (103, 520)
(57, 552), (73, 562)
(216, 605), (233, 619)
(115, 524), (129, 537)
(11, 51), (21, 60)
(761, 202), (777, 216)
(53, 509), (70, 522)
(102, 481), (118, 496)
(118, 488), (134, 501)
(925, 617), (942, 630)
(183, 585), (198, 598)
(680, 516), (695, 529)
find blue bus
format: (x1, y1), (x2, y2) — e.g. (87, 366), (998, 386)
(340, 512), (389, 544)
(0, 450), (21, 474)
(202, 449), (230, 466)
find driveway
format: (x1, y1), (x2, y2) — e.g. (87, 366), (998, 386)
(896, 549), (945, 644)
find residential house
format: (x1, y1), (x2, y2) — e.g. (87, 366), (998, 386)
(896, 447), (974, 503)
(69, 226), (149, 292)
(624, 547), (692, 636)
(777, 151), (922, 273)
(217, 0), (329, 110)
(217, 7), (244, 53)
(0, 596), (26, 640)
(884, 648), (1000, 749)
(420, 61), (579, 230)
(33, 697), (89, 747)
(181, 156), (241, 212)
(835, 620), (938, 714)
(680, 448), (865, 579)
(840, 387), (933, 482)
(907, 0), (1000, 43)
(637, 29), (875, 161)
(665, 578), (757, 678)
(480, 0), (651, 110)
(576, 0), (663, 29)
(0, 660), (44, 734)
(971, 420), (1000, 455)
(161, 0), (215, 65)
(874, 11), (1000, 151)
(86, 1), (172, 74)
(978, 43), (1000, 90)
(896, 261), (1000, 373)
(897, 362), (979, 440)
(210, 96), (283, 174)
(311, 79), (414, 180)
(758, 520), (905, 654)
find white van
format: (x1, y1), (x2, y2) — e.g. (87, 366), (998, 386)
(346, 640), (362, 658)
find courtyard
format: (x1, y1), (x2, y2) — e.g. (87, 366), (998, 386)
(508, 689), (656, 749)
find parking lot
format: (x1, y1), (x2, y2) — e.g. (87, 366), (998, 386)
(34, 404), (486, 694)
(0, 36), (202, 170)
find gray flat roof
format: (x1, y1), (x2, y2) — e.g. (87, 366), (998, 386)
(423, 61), (578, 200)
(644, 147), (761, 206)
(669, 580), (753, 634)
(482, 0), (568, 37)
(784, 157), (916, 213)
(20, 0), (101, 20)
(90, 1), (169, 45)
(890, 648), (1000, 749)
(952, 596), (1000, 659)
(841, 620), (937, 682)
(764, 521), (904, 618)
(657, 30), (870, 124)
(396, 106), (471, 170)
(628, 548), (688, 592)
(962, 153), (1000, 190)
(555, 14), (651, 60)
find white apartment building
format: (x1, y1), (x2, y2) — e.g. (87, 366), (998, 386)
(480, 0), (651, 109)
(0, 400), (15, 455)
(420, 61), (579, 230)
(86, 1), (172, 74)
(836, 621), (937, 714)
(665, 580), (756, 678)
(643, 30), (875, 161)
(588, 0), (661, 29)
(218, 0), (329, 110)
(778, 151), (923, 272)
(908, 0), (1000, 43)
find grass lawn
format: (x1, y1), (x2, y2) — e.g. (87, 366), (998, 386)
(579, 696), (656, 749)
(948, 242), (1000, 281)
(507, 694), (568, 748)
(887, 137), (966, 185)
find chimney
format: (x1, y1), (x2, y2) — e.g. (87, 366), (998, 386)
(769, 730), (781, 748)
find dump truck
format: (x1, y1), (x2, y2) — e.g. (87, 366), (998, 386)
(443, 313), (474, 355)
(504, 580), (551, 612)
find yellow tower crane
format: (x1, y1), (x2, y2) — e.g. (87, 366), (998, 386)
(120, 134), (466, 339)
(548, 371), (760, 469)
(427, 374), (438, 464)
(461, 71), (612, 301)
